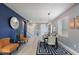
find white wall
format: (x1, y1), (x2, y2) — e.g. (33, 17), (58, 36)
(52, 4), (79, 53)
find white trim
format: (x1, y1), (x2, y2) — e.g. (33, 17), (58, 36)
(58, 41), (79, 55)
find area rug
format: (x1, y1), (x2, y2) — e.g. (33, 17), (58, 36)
(36, 42), (72, 55)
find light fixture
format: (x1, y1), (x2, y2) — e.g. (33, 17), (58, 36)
(48, 12), (50, 15)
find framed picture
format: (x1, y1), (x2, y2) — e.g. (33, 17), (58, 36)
(75, 16), (79, 29)
(69, 18), (75, 29)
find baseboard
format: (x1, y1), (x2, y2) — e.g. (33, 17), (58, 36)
(58, 41), (79, 55)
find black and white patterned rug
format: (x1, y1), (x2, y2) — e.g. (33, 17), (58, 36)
(36, 42), (72, 55)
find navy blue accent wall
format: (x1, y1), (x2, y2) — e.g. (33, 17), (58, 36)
(0, 4), (25, 42)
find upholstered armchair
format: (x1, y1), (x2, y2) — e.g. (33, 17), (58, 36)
(0, 38), (19, 54)
(47, 33), (58, 49)
(47, 35), (56, 46)
(20, 34), (28, 42)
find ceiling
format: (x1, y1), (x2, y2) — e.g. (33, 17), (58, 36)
(4, 3), (74, 23)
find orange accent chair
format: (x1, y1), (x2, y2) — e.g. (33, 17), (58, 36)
(20, 34), (28, 42)
(0, 38), (19, 54)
